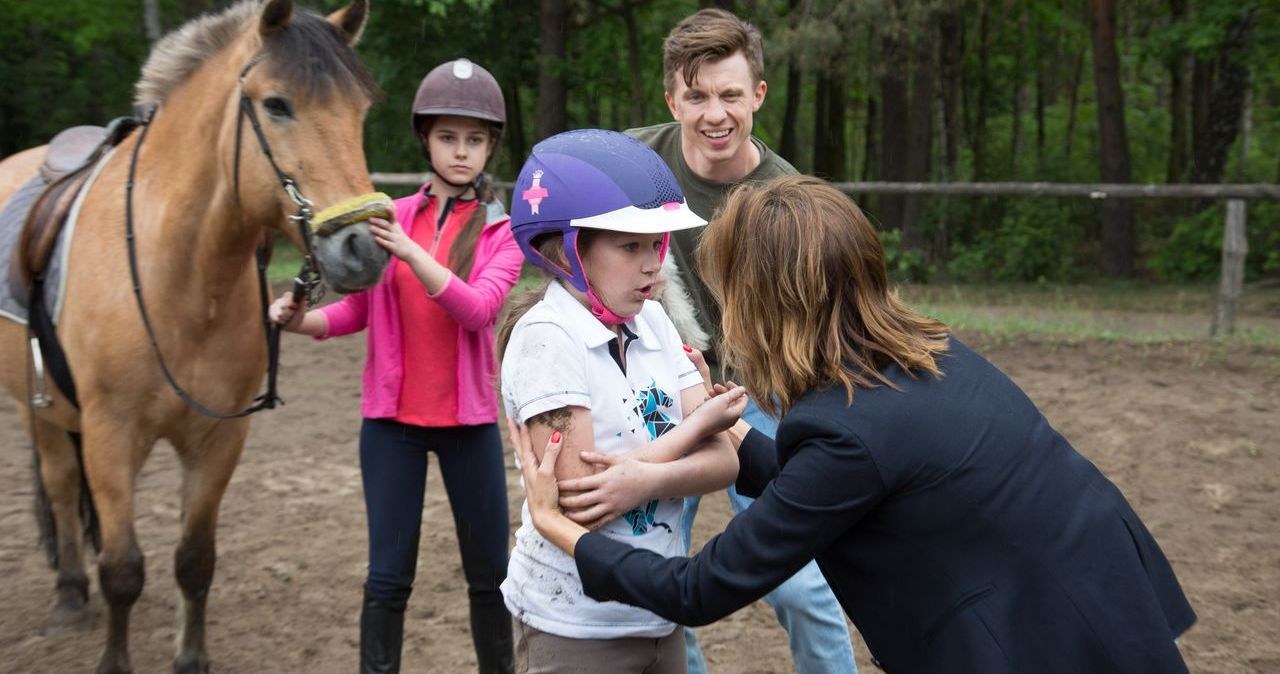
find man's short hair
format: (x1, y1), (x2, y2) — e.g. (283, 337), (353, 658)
(662, 9), (765, 94)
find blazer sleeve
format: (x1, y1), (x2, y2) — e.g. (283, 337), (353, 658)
(431, 224), (524, 332)
(576, 412), (887, 626)
(735, 427), (780, 499)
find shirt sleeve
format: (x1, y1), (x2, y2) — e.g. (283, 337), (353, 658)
(735, 427), (780, 499)
(316, 289), (370, 339)
(503, 321), (592, 423)
(432, 222), (524, 332)
(575, 411), (886, 626)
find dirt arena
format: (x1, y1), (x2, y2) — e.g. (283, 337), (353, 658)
(0, 331), (1276, 673)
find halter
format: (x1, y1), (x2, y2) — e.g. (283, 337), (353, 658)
(123, 53), (324, 419)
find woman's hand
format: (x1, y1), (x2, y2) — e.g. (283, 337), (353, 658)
(369, 216), (425, 264)
(507, 417), (591, 554)
(558, 453), (659, 530)
(686, 383), (749, 436)
(684, 344), (712, 392)
(268, 291), (305, 332)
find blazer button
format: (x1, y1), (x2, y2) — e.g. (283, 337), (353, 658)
(870, 655), (885, 671)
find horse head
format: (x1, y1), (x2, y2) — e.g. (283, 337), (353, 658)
(223, 0), (389, 293)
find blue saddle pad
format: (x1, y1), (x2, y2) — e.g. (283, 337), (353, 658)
(0, 174), (70, 325)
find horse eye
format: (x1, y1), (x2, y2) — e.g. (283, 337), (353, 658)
(262, 96), (294, 119)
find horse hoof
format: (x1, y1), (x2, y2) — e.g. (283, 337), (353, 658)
(173, 653), (210, 674)
(42, 601), (91, 635)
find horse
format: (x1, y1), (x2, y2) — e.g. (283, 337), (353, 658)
(0, 1), (389, 672)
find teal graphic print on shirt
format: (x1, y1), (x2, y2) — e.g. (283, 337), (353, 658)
(623, 380), (676, 535)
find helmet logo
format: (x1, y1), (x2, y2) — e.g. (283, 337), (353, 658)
(522, 170), (549, 215)
(452, 58), (474, 79)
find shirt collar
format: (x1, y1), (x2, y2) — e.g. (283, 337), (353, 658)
(543, 282), (663, 351)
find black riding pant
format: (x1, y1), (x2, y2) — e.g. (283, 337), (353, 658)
(359, 418), (512, 671)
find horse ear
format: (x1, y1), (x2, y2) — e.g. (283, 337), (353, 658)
(259, 0), (294, 37)
(327, 0), (370, 47)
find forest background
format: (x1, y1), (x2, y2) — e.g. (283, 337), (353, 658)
(1, 0), (1276, 286)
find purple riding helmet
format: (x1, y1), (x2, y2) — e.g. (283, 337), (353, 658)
(510, 129), (705, 325)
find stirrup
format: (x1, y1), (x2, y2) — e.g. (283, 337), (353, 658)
(29, 337), (53, 408)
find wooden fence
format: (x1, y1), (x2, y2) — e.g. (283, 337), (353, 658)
(370, 173), (1279, 337)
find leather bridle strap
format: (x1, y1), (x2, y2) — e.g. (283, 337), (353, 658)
(123, 54), (312, 420)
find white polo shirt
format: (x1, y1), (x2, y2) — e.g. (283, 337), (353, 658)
(501, 281), (704, 639)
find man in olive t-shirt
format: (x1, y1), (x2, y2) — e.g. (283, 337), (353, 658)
(626, 9), (860, 674)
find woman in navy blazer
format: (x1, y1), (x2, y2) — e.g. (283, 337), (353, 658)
(511, 175), (1195, 673)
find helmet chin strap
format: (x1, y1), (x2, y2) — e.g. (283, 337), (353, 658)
(587, 288), (631, 326)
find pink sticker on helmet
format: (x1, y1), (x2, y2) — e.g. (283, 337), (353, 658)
(522, 170), (549, 215)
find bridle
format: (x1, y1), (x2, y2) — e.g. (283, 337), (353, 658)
(124, 53), (326, 419)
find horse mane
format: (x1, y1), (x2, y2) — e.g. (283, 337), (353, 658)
(134, 0), (380, 108)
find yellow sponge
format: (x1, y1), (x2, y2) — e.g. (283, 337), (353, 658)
(312, 192), (394, 235)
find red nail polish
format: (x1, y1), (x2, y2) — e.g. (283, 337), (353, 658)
(683, 344), (693, 352)
(550, 431), (561, 443)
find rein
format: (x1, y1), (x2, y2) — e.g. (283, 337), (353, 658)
(123, 54), (321, 419)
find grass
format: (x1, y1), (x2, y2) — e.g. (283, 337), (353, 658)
(901, 281), (1280, 348)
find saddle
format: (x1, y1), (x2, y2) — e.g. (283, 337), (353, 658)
(14, 118), (140, 289)
(5, 117), (142, 410)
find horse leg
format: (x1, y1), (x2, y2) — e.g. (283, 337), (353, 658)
(30, 413), (93, 633)
(82, 416), (149, 674)
(171, 420), (248, 674)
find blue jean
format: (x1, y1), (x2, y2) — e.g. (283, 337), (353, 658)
(682, 400), (857, 674)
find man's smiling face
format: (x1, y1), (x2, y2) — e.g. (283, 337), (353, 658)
(665, 51), (767, 182)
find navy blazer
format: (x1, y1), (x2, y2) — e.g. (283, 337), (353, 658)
(576, 337), (1195, 673)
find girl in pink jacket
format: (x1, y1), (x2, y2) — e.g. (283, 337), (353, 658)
(271, 59), (521, 674)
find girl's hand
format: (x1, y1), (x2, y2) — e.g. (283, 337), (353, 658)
(507, 417), (565, 528)
(688, 384), (749, 436)
(558, 453), (658, 530)
(369, 216), (425, 263)
(269, 291), (305, 332)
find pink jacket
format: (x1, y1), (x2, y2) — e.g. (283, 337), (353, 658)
(318, 185), (524, 424)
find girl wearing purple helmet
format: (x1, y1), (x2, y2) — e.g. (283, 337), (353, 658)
(497, 130), (747, 673)
(270, 59), (521, 674)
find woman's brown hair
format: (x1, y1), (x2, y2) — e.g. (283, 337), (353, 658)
(697, 175), (949, 417)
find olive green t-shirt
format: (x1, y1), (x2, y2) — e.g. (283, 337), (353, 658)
(626, 122), (797, 366)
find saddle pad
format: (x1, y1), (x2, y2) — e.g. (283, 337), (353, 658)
(0, 148), (114, 326)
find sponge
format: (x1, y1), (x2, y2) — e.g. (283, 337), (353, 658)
(312, 192), (394, 235)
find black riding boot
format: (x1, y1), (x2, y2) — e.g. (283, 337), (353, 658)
(469, 599), (514, 674)
(359, 596), (404, 674)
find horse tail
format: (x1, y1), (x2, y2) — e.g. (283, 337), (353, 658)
(69, 432), (102, 554)
(31, 448), (59, 567)
(30, 431), (101, 568)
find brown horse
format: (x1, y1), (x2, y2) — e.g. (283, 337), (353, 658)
(0, 1), (389, 672)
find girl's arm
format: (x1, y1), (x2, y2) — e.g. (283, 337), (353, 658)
(269, 291), (330, 337)
(430, 229), (524, 331)
(557, 386), (748, 530)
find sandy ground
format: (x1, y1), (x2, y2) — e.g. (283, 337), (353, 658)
(0, 331), (1276, 673)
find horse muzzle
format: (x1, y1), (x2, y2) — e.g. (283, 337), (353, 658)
(308, 192), (393, 293)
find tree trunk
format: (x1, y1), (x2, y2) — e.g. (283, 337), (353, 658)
(862, 96), (878, 182)
(1010, 1), (1026, 171)
(1191, 56), (1214, 151)
(972, 0), (989, 181)
(938, 1), (962, 179)
(879, 8), (910, 229)
(902, 21), (936, 252)
(1166, 0), (1189, 183)
(812, 72), (828, 177)
(1064, 51), (1085, 162)
(827, 70), (848, 181)
(622, 4), (644, 128)
(144, 0), (163, 42)
(506, 83), (527, 169)
(1190, 9), (1256, 187)
(1090, 0), (1135, 277)
(535, 0), (569, 141)
(780, 59), (802, 165)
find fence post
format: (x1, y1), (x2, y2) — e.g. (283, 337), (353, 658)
(1211, 199), (1248, 336)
